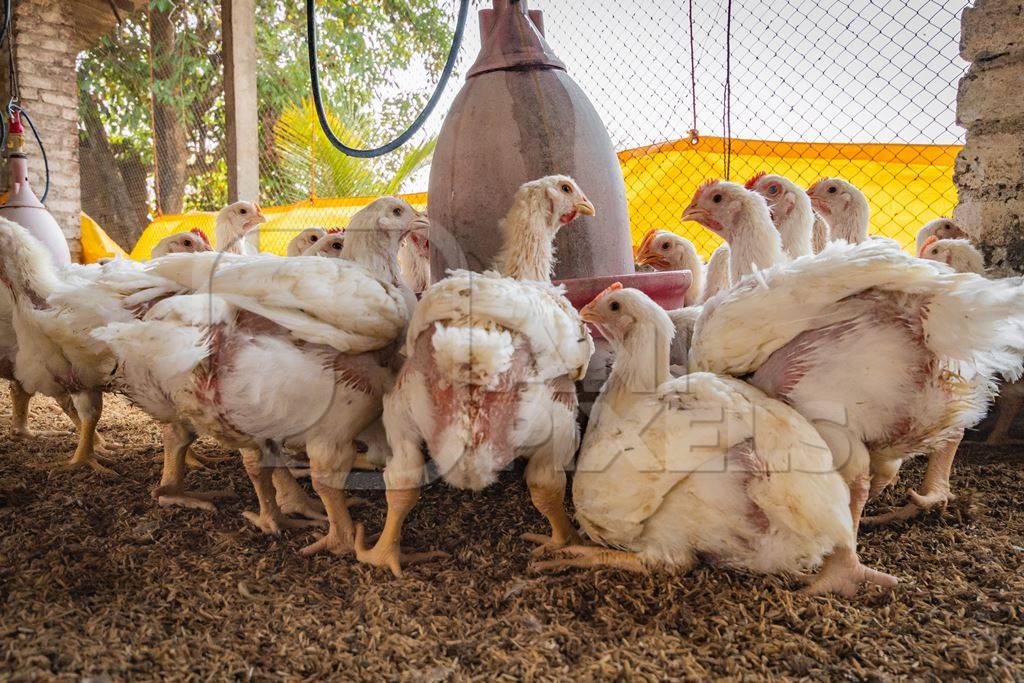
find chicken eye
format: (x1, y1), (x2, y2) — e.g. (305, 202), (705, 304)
(392, 207), (402, 217)
(331, 241), (342, 250)
(768, 185), (778, 195)
(661, 242), (670, 250)
(609, 301), (620, 312)
(827, 186), (837, 194)
(182, 239), (192, 247)
(240, 208), (247, 214)
(561, 184), (571, 193)
(309, 235), (319, 243)
(712, 194), (723, 203)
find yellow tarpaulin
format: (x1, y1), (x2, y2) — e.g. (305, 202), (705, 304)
(103, 135), (958, 264)
(620, 135), (960, 259)
(81, 212), (129, 262)
(126, 194), (428, 261)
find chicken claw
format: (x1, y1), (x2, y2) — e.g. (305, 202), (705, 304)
(801, 546), (898, 597)
(863, 435), (959, 526)
(353, 523), (447, 577)
(153, 485), (235, 512)
(861, 488), (955, 526)
(521, 531), (582, 557)
(243, 510), (323, 536)
(49, 451), (118, 477)
(272, 468), (328, 520)
(530, 545), (648, 573)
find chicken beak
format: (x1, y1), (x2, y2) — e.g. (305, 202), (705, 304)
(637, 252), (666, 268)
(575, 198), (596, 217)
(680, 203), (704, 224)
(579, 300), (602, 325)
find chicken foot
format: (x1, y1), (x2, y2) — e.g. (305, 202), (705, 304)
(153, 422), (234, 511)
(8, 380), (66, 438)
(272, 468), (329, 521)
(354, 441), (445, 576)
(531, 545), (649, 573)
(49, 391), (117, 476)
(862, 430), (961, 526)
(300, 440), (357, 555)
(56, 393), (120, 457)
(240, 446), (321, 535)
(801, 545), (898, 596)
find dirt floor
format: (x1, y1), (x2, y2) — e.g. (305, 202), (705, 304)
(1, 392), (1023, 681)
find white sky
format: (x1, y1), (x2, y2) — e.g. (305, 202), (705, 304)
(384, 0), (968, 190)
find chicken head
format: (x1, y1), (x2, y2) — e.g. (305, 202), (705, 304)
(150, 229), (213, 258)
(287, 227), (328, 257)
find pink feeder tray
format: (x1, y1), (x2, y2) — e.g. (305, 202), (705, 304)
(555, 270), (692, 339)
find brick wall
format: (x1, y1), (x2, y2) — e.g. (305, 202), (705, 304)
(954, 0), (1024, 275)
(0, 0), (82, 261)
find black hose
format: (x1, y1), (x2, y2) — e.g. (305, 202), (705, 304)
(305, 0), (470, 158)
(17, 107), (49, 203)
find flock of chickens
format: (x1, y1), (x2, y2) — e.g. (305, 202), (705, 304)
(1, 170), (1022, 597)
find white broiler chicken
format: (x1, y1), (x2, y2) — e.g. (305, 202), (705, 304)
(535, 284), (895, 595)
(214, 200), (266, 254)
(96, 197), (421, 554)
(353, 175), (595, 576)
(0, 221), (209, 474)
(744, 172), (814, 258)
(916, 232), (1022, 446)
(701, 243), (732, 302)
(286, 227), (327, 257)
(916, 217), (967, 254)
(397, 229), (431, 294)
(635, 229), (705, 306)
(918, 235), (985, 275)
(1, 229), (219, 441)
(681, 180), (786, 279)
(690, 238), (1024, 528)
(806, 178), (870, 244)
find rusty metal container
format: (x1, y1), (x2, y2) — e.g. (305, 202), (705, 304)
(427, 0), (634, 280)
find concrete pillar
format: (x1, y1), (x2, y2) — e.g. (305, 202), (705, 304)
(0, 0), (82, 261)
(222, 0), (259, 203)
(954, 0), (1024, 275)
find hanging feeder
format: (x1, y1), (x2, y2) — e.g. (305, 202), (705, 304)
(0, 111), (70, 266)
(427, 0), (689, 344)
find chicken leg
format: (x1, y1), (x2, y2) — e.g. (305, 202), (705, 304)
(862, 431), (961, 526)
(240, 446), (321, 535)
(986, 385), (1024, 445)
(300, 440), (357, 555)
(354, 437), (445, 576)
(8, 380), (64, 439)
(521, 431), (581, 555)
(49, 391), (116, 476)
(152, 422), (234, 511)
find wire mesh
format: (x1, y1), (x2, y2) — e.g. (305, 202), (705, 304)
(76, 0), (967, 257)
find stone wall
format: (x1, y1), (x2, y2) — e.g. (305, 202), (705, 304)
(0, 0), (82, 261)
(954, 0), (1024, 275)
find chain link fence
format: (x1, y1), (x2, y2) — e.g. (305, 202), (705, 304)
(77, 0), (967, 258)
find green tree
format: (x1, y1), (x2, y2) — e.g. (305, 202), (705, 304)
(274, 100), (435, 200)
(77, 0), (454, 248)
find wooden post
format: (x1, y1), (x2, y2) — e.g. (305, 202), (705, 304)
(222, 0), (259, 203)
